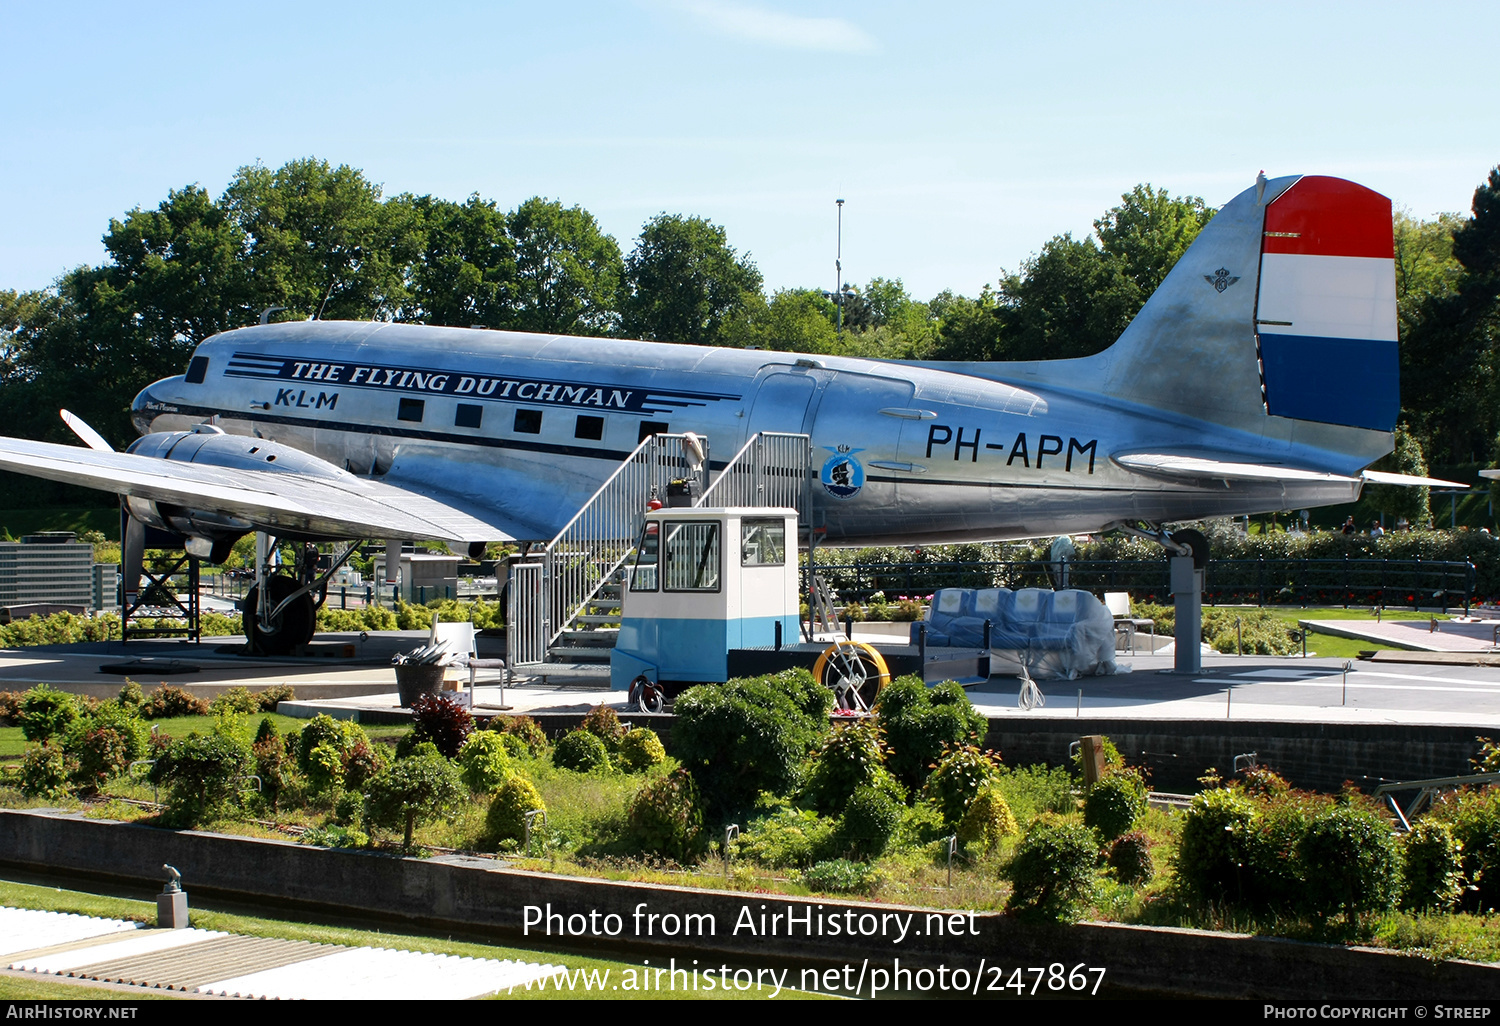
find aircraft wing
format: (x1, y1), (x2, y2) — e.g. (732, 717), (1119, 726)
(1113, 452), (1468, 489)
(0, 436), (516, 543)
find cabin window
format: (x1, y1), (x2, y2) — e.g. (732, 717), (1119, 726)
(664, 521), (721, 592)
(575, 415), (604, 440)
(455, 404), (483, 429)
(629, 521), (659, 592)
(184, 356), (209, 384)
(514, 409), (542, 434)
(637, 420), (670, 443)
(741, 518), (786, 567)
(398, 398), (425, 423)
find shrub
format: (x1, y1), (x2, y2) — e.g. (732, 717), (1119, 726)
(1297, 805), (1402, 917)
(802, 858), (882, 895)
(254, 717), (279, 747)
(554, 729), (611, 772)
(1107, 831), (1155, 886)
(580, 704), (625, 751)
(629, 768), (703, 862)
(486, 776), (547, 846)
(737, 808), (837, 869)
(874, 677), (987, 790)
(497, 733), (528, 759)
(617, 728), (666, 772)
(141, 685), (208, 719)
(799, 719), (889, 814)
(837, 784), (904, 859)
(68, 725), (132, 792)
(956, 785), (1018, 852)
(1444, 788), (1500, 911)
(457, 730), (514, 793)
(1004, 819), (1101, 922)
(149, 732), (254, 825)
(1174, 786), (1257, 904)
(1401, 818), (1464, 913)
(672, 670), (832, 815)
(408, 693), (474, 759)
(991, 763), (1076, 823)
(1240, 767), (1292, 800)
(921, 743), (1000, 827)
(492, 715), (548, 757)
(362, 750), (465, 848)
(296, 715), (370, 775)
(1083, 771), (1148, 841)
(252, 734), (292, 811)
(18, 685), (80, 742)
(209, 686), (260, 716)
(342, 739), (384, 792)
(255, 684), (296, 712)
(117, 680), (144, 711)
(19, 744), (74, 798)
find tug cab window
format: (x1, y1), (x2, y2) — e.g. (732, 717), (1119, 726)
(398, 398), (425, 423)
(629, 520), (659, 592)
(455, 404), (483, 428)
(664, 521), (720, 592)
(741, 518), (786, 566)
(514, 409), (542, 434)
(184, 356), (209, 384)
(575, 414), (604, 440)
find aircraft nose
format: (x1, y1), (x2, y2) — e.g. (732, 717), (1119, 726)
(131, 379), (179, 435)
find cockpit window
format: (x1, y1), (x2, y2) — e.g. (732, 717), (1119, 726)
(184, 356), (209, 384)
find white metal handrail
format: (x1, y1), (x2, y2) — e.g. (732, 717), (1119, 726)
(697, 431), (812, 514)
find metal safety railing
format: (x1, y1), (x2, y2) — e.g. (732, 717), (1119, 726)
(698, 431), (812, 515)
(538, 433), (710, 651)
(507, 560), (547, 668)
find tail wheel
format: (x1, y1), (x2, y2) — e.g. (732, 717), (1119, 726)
(629, 675), (664, 714)
(813, 641), (891, 714)
(1169, 528), (1210, 569)
(243, 575), (315, 656)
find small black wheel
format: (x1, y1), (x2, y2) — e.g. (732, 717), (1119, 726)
(243, 575), (315, 655)
(630, 675), (664, 714)
(1169, 528), (1210, 569)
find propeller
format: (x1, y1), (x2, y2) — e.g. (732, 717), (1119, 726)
(60, 410), (114, 452)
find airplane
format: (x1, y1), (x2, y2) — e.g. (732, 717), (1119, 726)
(0, 172), (1457, 654)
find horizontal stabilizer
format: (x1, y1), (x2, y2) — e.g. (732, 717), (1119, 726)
(1112, 452), (1359, 484)
(1361, 470), (1468, 488)
(0, 436), (515, 543)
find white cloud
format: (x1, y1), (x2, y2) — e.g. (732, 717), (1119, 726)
(663, 0), (878, 53)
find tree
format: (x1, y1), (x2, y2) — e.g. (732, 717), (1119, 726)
(727, 288), (838, 353)
(1093, 184), (1214, 295)
(362, 749), (464, 848)
(222, 159), (409, 321)
(621, 214), (761, 345)
(1366, 428), (1431, 526)
(505, 197), (622, 336)
(1393, 208), (1463, 334)
(399, 193), (515, 328)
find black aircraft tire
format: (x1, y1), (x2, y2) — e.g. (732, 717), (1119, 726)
(243, 576), (316, 655)
(1169, 528), (1210, 569)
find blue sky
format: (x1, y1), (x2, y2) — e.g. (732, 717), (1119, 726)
(2, 1), (1495, 302)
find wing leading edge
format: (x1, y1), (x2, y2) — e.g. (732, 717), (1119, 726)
(0, 436), (516, 544)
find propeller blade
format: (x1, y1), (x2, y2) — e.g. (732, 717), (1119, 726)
(60, 410), (114, 452)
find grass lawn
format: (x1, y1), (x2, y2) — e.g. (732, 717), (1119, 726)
(0, 876), (819, 1000)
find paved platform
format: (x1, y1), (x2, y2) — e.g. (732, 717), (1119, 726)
(1302, 616), (1500, 652)
(0, 906), (561, 998)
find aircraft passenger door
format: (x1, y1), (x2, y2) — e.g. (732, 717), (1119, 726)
(806, 373), (915, 538)
(744, 370), (818, 442)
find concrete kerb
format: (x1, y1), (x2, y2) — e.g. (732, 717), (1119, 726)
(0, 809), (1494, 999)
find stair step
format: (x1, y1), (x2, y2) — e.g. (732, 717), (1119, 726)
(557, 628), (618, 647)
(574, 615), (619, 625)
(546, 647), (612, 664)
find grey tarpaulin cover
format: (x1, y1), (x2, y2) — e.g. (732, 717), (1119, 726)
(912, 587), (1119, 679)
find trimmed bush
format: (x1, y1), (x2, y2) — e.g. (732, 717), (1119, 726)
(874, 677), (987, 790)
(921, 742), (1000, 827)
(838, 784), (904, 859)
(493, 715), (549, 757)
(149, 732), (254, 825)
(1083, 770), (1148, 841)
(957, 785), (1018, 853)
(486, 775), (547, 845)
(255, 684), (296, 712)
(1297, 805), (1402, 917)
(117, 680), (144, 710)
(1401, 818), (1464, 913)
(1174, 787), (1256, 904)
(800, 719), (889, 814)
(617, 728), (666, 772)
(407, 693), (474, 759)
(672, 669), (832, 815)
(1004, 819), (1102, 922)
(457, 730), (514, 793)
(18, 685), (79, 742)
(554, 729), (611, 772)
(1107, 831), (1155, 886)
(363, 749), (465, 848)
(629, 768), (703, 862)
(580, 704), (625, 751)
(141, 685), (208, 719)
(210, 686), (260, 716)
(19, 744), (74, 798)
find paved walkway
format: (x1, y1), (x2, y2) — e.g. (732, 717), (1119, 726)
(1302, 617), (1500, 653)
(0, 906), (561, 999)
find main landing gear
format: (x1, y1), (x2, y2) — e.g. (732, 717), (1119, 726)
(243, 536), (362, 656)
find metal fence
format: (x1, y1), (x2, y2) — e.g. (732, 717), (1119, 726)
(810, 556), (1477, 612)
(507, 560), (546, 667)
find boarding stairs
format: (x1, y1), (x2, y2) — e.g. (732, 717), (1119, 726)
(506, 431), (813, 671)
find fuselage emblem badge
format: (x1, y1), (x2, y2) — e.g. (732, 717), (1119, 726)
(821, 447), (865, 500)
